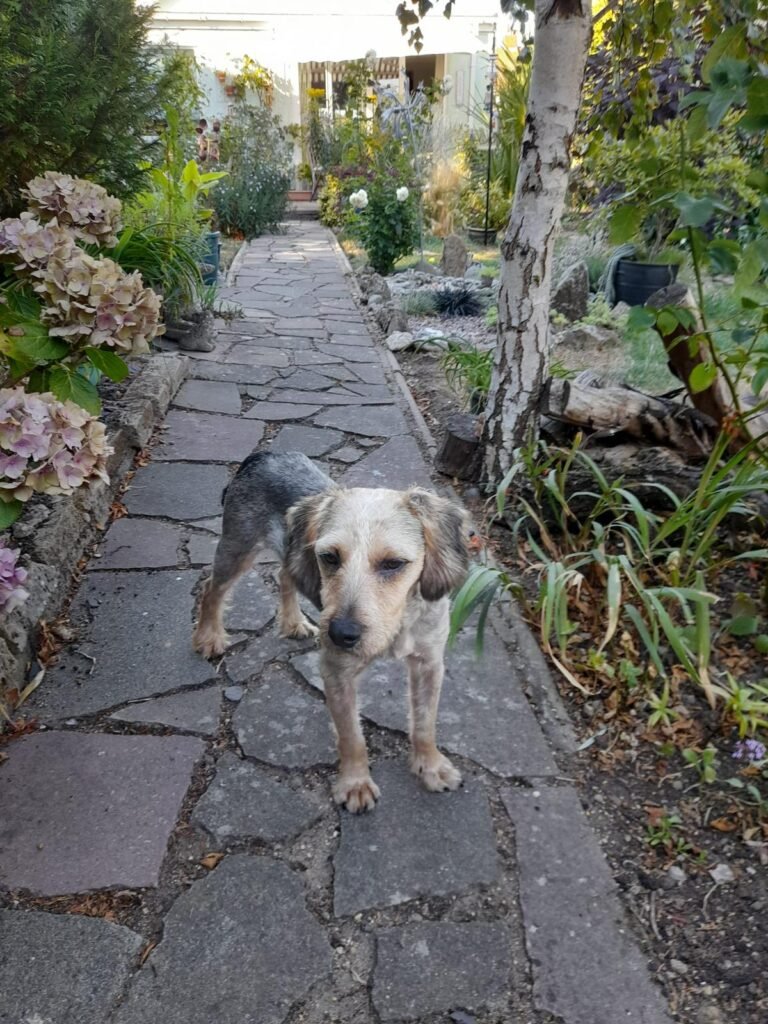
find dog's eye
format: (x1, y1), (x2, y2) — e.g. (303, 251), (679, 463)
(378, 558), (408, 574)
(319, 550), (340, 569)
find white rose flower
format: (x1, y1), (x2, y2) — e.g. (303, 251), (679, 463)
(396, 186), (409, 202)
(349, 189), (369, 210)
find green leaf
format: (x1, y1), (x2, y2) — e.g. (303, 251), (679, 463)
(701, 25), (747, 84)
(686, 104), (708, 143)
(609, 205), (642, 245)
(673, 193), (715, 228)
(656, 310), (679, 337)
(753, 635), (768, 656)
(751, 365), (768, 397)
(726, 615), (759, 637)
(85, 347), (129, 382)
(626, 306), (656, 331)
(0, 499), (23, 529)
(689, 363), (718, 393)
(5, 328), (68, 368)
(47, 366), (101, 414)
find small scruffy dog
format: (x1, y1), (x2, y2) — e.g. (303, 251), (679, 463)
(193, 451), (471, 813)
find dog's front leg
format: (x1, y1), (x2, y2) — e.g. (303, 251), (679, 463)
(321, 653), (380, 813)
(407, 651), (462, 792)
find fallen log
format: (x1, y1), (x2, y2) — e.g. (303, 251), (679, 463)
(541, 378), (717, 459)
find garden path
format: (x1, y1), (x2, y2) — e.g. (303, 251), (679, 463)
(1, 223), (673, 1024)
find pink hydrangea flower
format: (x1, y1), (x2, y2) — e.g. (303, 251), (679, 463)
(0, 539), (29, 613)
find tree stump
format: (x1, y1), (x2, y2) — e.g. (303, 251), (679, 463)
(435, 412), (482, 480)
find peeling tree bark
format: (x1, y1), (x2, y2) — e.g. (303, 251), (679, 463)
(482, 0), (592, 480)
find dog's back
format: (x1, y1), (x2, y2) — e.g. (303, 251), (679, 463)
(222, 451), (332, 557)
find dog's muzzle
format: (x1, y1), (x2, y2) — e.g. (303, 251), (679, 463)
(328, 617), (363, 650)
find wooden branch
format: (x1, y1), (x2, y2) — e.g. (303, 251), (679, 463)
(541, 378), (717, 458)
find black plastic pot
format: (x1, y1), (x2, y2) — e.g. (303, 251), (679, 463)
(466, 225), (498, 245)
(614, 259), (678, 306)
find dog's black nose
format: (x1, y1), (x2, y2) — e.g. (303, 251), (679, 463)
(328, 617), (362, 649)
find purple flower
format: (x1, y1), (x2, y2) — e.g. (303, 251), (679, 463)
(732, 739), (767, 763)
(0, 539), (29, 613)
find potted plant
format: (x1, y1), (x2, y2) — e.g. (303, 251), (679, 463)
(458, 180), (510, 245)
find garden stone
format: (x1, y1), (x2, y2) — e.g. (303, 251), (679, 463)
(95, 518), (185, 570)
(155, 411), (263, 462)
(502, 786), (673, 1024)
(441, 233), (469, 277)
(0, 910), (141, 1024)
(343, 436), (432, 489)
(123, 463), (229, 521)
(234, 665), (336, 767)
(174, 380), (241, 416)
(333, 762), (499, 916)
(314, 404), (407, 437)
(357, 270), (391, 301)
(551, 261), (589, 322)
(386, 330), (414, 352)
(373, 922), (511, 1021)
(270, 424), (343, 456)
(192, 754), (324, 842)
(552, 323), (621, 353)
(612, 300), (631, 317)
(188, 361), (281, 385)
(0, 731), (203, 894)
(244, 401), (320, 421)
(114, 856), (331, 1024)
(164, 308), (216, 352)
(109, 686), (222, 734)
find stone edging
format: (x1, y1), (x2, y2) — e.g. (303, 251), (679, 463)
(1, 354), (188, 695)
(225, 240), (250, 287)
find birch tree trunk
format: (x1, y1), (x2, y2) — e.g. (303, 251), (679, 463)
(482, 0), (592, 480)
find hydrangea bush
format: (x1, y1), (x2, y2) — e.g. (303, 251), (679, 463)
(0, 538), (28, 614)
(23, 172), (122, 248)
(0, 386), (112, 528)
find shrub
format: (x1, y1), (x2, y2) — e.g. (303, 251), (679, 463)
(434, 285), (484, 318)
(399, 290), (438, 316)
(213, 105), (290, 239)
(0, 386), (112, 526)
(351, 182), (418, 276)
(0, 0), (178, 216)
(318, 175), (346, 229)
(458, 181), (510, 232)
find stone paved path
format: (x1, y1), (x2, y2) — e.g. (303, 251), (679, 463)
(0, 224), (674, 1024)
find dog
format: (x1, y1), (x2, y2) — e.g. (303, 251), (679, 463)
(193, 451), (471, 813)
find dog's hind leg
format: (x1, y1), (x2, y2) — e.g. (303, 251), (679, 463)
(277, 566), (318, 639)
(406, 651), (462, 792)
(193, 537), (256, 659)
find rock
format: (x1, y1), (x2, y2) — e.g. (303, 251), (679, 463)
(552, 323), (621, 353)
(377, 304), (409, 334)
(696, 1006), (724, 1024)
(357, 271), (391, 302)
(709, 863), (736, 884)
(441, 233), (469, 277)
(223, 686), (244, 702)
(667, 865), (687, 886)
(669, 959), (689, 976)
(551, 261), (589, 322)
(411, 258), (441, 275)
(386, 331), (415, 352)
(612, 300), (631, 317)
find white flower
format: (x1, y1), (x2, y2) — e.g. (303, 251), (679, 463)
(396, 186), (409, 202)
(349, 189), (369, 210)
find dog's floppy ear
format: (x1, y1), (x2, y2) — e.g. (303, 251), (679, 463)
(284, 491), (335, 608)
(406, 489), (471, 601)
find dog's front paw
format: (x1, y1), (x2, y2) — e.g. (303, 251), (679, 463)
(411, 751), (463, 793)
(333, 774), (380, 813)
(279, 615), (319, 640)
(192, 625), (230, 660)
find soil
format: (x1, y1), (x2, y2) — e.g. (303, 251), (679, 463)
(393, 325), (768, 1024)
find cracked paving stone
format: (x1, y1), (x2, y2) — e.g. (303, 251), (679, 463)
(0, 731), (203, 894)
(373, 922), (511, 1022)
(113, 856), (331, 1024)
(234, 665), (336, 767)
(328, 446), (363, 464)
(314, 404), (407, 438)
(292, 629), (556, 778)
(188, 361), (283, 384)
(174, 380), (242, 415)
(94, 518), (185, 570)
(502, 787), (673, 1024)
(223, 570), (276, 632)
(110, 686), (222, 734)
(154, 411), (263, 462)
(270, 424), (343, 457)
(333, 762), (498, 916)
(270, 388), (391, 406)
(0, 910), (141, 1024)
(187, 530), (218, 564)
(273, 368), (333, 391)
(124, 463), (229, 521)
(223, 633), (310, 683)
(192, 754), (325, 842)
(243, 401), (320, 421)
(317, 343), (375, 362)
(342, 436), (431, 490)
(27, 571), (213, 719)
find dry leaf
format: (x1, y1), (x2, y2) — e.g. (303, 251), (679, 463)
(710, 817), (739, 832)
(200, 852), (224, 870)
(140, 941), (158, 965)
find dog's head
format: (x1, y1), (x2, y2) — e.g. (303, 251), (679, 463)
(285, 486), (471, 659)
